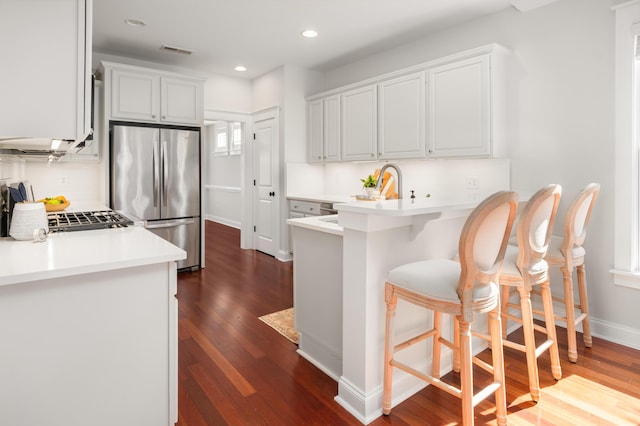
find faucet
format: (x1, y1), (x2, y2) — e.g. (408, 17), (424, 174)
(375, 163), (403, 199)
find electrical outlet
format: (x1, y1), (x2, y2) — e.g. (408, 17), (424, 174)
(464, 176), (479, 190)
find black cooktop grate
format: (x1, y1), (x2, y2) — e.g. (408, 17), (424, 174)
(47, 210), (134, 232)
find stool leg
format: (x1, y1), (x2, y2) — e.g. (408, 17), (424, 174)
(458, 318), (474, 426)
(453, 317), (461, 373)
(382, 284), (397, 415)
(541, 279), (562, 380)
(576, 264), (592, 348)
(517, 285), (540, 402)
(500, 285), (511, 339)
(561, 266), (578, 363)
(432, 311), (442, 378)
(489, 308), (508, 426)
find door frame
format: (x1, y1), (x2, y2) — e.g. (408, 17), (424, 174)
(203, 109), (253, 253)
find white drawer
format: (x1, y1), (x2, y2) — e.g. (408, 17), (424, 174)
(289, 200), (321, 216)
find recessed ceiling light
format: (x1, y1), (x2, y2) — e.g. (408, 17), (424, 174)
(124, 18), (146, 28)
(301, 29), (318, 38)
(234, 66), (247, 72)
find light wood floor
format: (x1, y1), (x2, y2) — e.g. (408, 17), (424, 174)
(176, 221), (640, 425)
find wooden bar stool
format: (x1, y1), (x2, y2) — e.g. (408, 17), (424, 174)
(499, 184), (562, 402)
(382, 191), (518, 426)
(542, 183), (600, 363)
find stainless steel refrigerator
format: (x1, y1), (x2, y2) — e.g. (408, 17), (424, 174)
(110, 122), (201, 271)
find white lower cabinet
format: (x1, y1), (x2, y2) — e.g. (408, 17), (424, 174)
(290, 225), (343, 380)
(0, 262), (178, 426)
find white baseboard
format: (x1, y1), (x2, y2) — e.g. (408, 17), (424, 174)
(510, 295), (640, 350)
(205, 216), (240, 229)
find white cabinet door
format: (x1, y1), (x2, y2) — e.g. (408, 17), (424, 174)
(341, 85), (377, 161)
(106, 64), (204, 126)
(111, 68), (160, 122)
(378, 72), (426, 159)
(161, 76), (203, 125)
(0, 0), (91, 141)
(427, 55), (491, 158)
(323, 94), (341, 162)
(307, 99), (324, 163)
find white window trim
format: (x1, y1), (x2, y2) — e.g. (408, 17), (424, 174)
(613, 1), (640, 289)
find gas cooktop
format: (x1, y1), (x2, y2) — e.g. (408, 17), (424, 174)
(47, 210), (134, 232)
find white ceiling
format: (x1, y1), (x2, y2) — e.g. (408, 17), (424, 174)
(93, 0), (520, 80)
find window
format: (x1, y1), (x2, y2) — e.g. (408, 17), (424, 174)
(230, 121), (242, 154)
(210, 121), (242, 156)
(612, 1), (640, 289)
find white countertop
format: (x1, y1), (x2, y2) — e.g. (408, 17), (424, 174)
(0, 227), (186, 287)
(287, 194), (355, 204)
(334, 195), (477, 216)
(287, 214), (343, 236)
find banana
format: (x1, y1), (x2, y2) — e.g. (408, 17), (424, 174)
(37, 196), (68, 205)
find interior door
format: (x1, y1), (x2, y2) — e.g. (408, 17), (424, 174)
(253, 115), (277, 256)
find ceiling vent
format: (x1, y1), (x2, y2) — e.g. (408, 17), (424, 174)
(160, 44), (193, 55)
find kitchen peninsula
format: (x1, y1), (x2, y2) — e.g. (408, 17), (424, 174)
(0, 226), (185, 426)
(290, 194), (503, 424)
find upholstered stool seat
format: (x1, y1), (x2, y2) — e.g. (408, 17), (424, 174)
(387, 259), (499, 303)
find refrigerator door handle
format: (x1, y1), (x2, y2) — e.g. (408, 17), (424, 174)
(153, 140), (160, 208)
(146, 218), (196, 229)
(162, 140), (168, 207)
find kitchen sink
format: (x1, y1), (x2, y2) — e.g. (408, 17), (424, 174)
(318, 215), (339, 224)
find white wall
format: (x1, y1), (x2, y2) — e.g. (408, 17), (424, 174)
(321, 0), (630, 342)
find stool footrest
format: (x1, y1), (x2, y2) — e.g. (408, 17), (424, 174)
(535, 339), (554, 358)
(473, 381), (502, 408)
(391, 360), (462, 399)
(394, 329), (438, 353)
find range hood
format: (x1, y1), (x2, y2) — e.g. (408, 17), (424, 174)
(0, 137), (88, 160)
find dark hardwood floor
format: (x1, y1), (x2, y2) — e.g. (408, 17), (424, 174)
(177, 221), (640, 425)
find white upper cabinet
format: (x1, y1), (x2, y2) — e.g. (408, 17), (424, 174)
(161, 76), (204, 125)
(0, 0), (92, 142)
(323, 94), (341, 162)
(378, 72), (426, 159)
(102, 62), (205, 126)
(427, 55), (490, 158)
(306, 44), (508, 162)
(111, 68), (160, 122)
(307, 99), (324, 163)
(341, 85), (377, 161)
(308, 95), (342, 163)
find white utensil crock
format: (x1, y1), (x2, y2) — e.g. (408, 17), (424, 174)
(9, 202), (48, 241)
